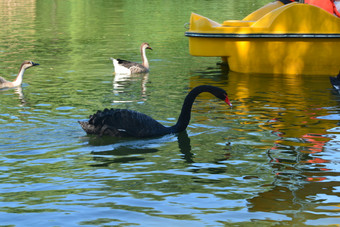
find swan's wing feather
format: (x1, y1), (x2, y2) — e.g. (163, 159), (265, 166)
(88, 108), (168, 137)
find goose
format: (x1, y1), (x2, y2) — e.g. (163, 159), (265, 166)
(110, 42), (152, 74)
(79, 85), (232, 138)
(330, 71), (340, 90)
(0, 61), (39, 89)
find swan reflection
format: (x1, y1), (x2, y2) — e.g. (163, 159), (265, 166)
(87, 129), (231, 165)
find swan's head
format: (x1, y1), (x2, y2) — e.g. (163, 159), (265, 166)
(210, 86), (232, 107)
(223, 94), (232, 107)
(142, 42), (153, 50)
(21, 60), (40, 70)
(220, 92), (232, 107)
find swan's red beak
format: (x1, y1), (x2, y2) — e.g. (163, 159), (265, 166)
(225, 96), (232, 107)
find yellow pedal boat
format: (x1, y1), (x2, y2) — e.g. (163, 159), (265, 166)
(185, 2), (340, 75)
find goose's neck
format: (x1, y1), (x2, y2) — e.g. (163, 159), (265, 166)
(169, 86), (206, 133)
(12, 65), (26, 87)
(141, 46), (149, 69)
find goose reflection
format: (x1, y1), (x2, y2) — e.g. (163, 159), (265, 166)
(14, 86), (26, 104)
(112, 72), (149, 103)
(1, 86), (26, 105)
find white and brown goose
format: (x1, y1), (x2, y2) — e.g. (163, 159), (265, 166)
(110, 42), (152, 74)
(0, 61), (39, 89)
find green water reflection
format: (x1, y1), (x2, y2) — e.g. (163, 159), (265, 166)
(0, 0), (340, 226)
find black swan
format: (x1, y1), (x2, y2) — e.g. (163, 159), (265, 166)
(79, 85), (232, 138)
(0, 61), (39, 89)
(110, 42), (152, 74)
(330, 71), (340, 90)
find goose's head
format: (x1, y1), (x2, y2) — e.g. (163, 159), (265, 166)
(21, 60), (40, 70)
(142, 42), (152, 51)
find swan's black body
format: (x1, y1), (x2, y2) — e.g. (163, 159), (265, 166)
(79, 85), (231, 138)
(330, 71), (340, 90)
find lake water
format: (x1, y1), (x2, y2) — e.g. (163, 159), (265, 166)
(1, 0), (340, 226)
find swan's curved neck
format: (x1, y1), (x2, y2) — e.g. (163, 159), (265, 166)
(12, 65), (26, 87)
(141, 45), (149, 69)
(170, 86), (210, 133)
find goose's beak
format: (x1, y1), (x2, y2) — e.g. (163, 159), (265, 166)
(32, 62), (40, 66)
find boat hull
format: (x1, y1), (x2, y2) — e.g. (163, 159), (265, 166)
(185, 2), (340, 75)
(188, 36), (340, 75)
